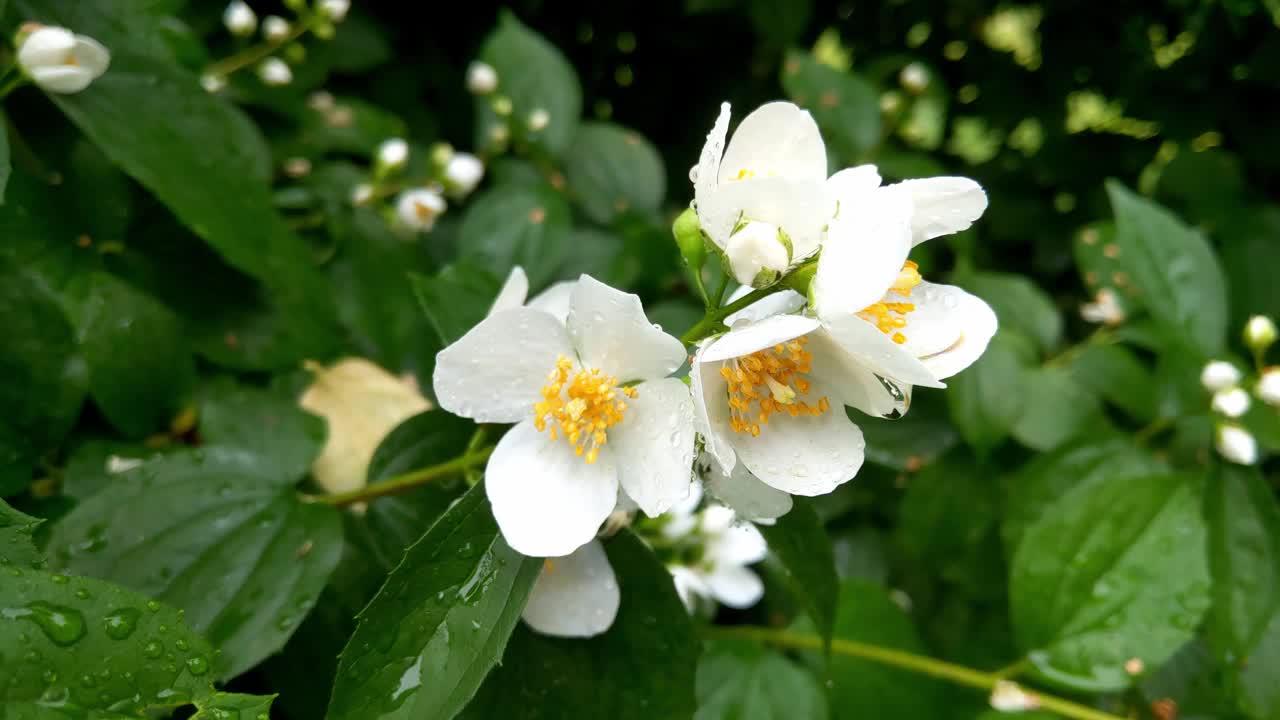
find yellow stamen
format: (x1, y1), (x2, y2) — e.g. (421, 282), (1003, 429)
(858, 261), (923, 344)
(533, 355), (637, 463)
(725, 336), (830, 435)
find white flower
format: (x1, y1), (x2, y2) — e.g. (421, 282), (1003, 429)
(665, 487), (769, 610)
(698, 453), (792, 522)
(1216, 424), (1258, 465)
(466, 61), (498, 94)
(258, 57), (292, 86)
(1212, 386), (1251, 419)
(200, 73), (226, 93)
(521, 540), (620, 637)
(262, 15), (290, 41)
(318, 0), (351, 22)
(433, 275), (696, 557)
(488, 266), (575, 322)
(1201, 360), (1243, 393)
(375, 137), (409, 171)
(299, 358), (431, 496)
(1258, 368), (1280, 408)
(223, 1), (257, 36)
(16, 25), (110, 94)
(989, 680), (1039, 712)
(1245, 315), (1278, 352)
(527, 108), (551, 132)
(444, 152), (485, 198)
(1080, 288), (1125, 325)
(395, 188), (446, 231)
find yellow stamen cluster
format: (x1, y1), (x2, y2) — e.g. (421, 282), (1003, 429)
(721, 336), (830, 436)
(533, 356), (637, 464)
(858, 261), (923, 344)
(730, 168), (756, 181)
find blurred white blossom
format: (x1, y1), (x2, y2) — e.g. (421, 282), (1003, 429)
(16, 25), (110, 94)
(223, 1), (257, 36)
(664, 488), (769, 611)
(466, 61), (498, 94)
(527, 108), (550, 131)
(262, 15), (290, 41)
(317, 0), (350, 22)
(444, 152), (485, 198)
(1257, 368), (1280, 408)
(1212, 387), (1251, 419)
(989, 680), (1039, 712)
(1245, 315), (1277, 353)
(1080, 288), (1124, 325)
(1216, 424), (1258, 465)
(1201, 360), (1243, 393)
(375, 137), (409, 172)
(258, 57), (292, 86)
(395, 188), (446, 231)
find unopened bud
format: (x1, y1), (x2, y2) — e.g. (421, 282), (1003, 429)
(725, 221), (790, 287)
(395, 188), (446, 231)
(223, 1), (257, 36)
(899, 62), (930, 94)
(257, 57), (292, 86)
(989, 680), (1039, 712)
(1201, 360), (1243, 393)
(466, 61), (499, 95)
(317, 0), (350, 22)
(527, 107), (550, 131)
(1216, 424), (1258, 465)
(375, 137), (409, 173)
(17, 25), (111, 94)
(1245, 315), (1277, 354)
(444, 152), (485, 198)
(262, 15), (290, 42)
(1212, 386), (1251, 419)
(672, 208), (708, 273)
(200, 73), (226, 93)
(307, 90), (335, 111)
(350, 183), (374, 206)
(1257, 368), (1280, 408)
(429, 142), (455, 169)
(487, 124), (510, 146)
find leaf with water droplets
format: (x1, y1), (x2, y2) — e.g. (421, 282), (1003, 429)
(758, 497), (839, 648)
(327, 481), (541, 720)
(198, 379), (326, 482)
(192, 692), (277, 719)
(1, 498), (44, 570)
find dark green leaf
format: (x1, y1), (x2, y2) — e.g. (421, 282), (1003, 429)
(1219, 205), (1280, 331)
(295, 97), (406, 156)
(758, 498), (838, 645)
(857, 390), (959, 471)
(0, 569), (216, 715)
(695, 640), (827, 720)
(1011, 473), (1211, 692)
(947, 332), (1030, 452)
(48, 448), (344, 679)
(327, 482), (541, 720)
(748, 0), (813, 47)
(1, 109), (9, 203)
(1073, 221), (1141, 322)
(61, 438), (170, 502)
(957, 271), (1062, 353)
(461, 530), (699, 720)
(897, 456), (999, 588)
(1067, 343), (1159, 422)
(0, 497), (43, 568)
(563, 122), (665, 225)
(409, 263), (502, 347)
(198, 380), (326, 481)
(458, 183), (571, 288)
(780, 52), (881, 160)
(1106, 180), (1228, 357)
(1010, 367), (1103, 451)
(193, 692), (277, 719)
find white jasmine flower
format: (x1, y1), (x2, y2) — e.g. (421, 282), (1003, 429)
(521, 540), (619, 637)
(375, 137), (409, 172)
(1080, 288), (1125, 325)
(433, 275), (696, 557)
(664, 487), (769, 610)
(200, 73), (226, 93)
(488, 266), (575, 322)
(223, 1), (257, 36)
(1257, 368), (1280, 408)
(527, 108), (551, 132)
(16, 25), (110, 94)
(1200, 360), (1243, 393)
(1216, 424), (1258, 466)
(350, 182), (374, 206)
(1212, 386), (1251, 419)
(262, 15), (290, 42)
(466, 61), (499, 94)
(444, 152), (485, 198)
(989, 680), (1039, 712)
(299, 358), (432, 496)
(317, 0), (351, 22)
(395, 188), (446, 231)
(257, 57), (292, 86)
(1245, 315), (1278, 352)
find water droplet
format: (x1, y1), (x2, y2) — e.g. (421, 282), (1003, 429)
(42, 669), (57, 684)
(174, 638), (189, 652)
(2, 602), (86, 646)
(74, 589), (90, 600)
(50, 574), (69, 585)
(186, 656), (209, 676)
(145, 600), (160, 613)
(142, 641), (163, 659)
(103, 607), (141, 640)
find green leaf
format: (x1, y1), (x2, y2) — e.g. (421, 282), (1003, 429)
(695, 640), (827, 720)
(60, 438), (170, 502)
(409, 263), (503, 347)
(294, 97), (406, 156)
(857, 390), (959, 471)
(897, 456), (999, 588)
(957, 271), (1062, 353)
(0, 497), (43, 568)
(461, 530), (699, 720)
(1, 109), (9, 203)
(198, 380), (326, 482)
(69, 272), (195, 438)
(47, 448), (344, 679)
(563, 123), (666, 225)
(1205, 464), (1280, 720)
(458, 184), (572, 288)
(477, 11), (583, 157)
(1010, 367), (1104, 451)
(0, 569), (216, 715)
(947, 332), (1030, 452)
(780, 52), (881, 160)
(327, 482), (541, 720)
(1011, 473), (1211, 692)
(193, 692), (277, 719)
(1073, 221), (1140, 321)
(758, 498), (838, 645)
(1219, 205), (1280, 331)
(1066, 343), (1159, 422)
(1105, 180), (1228, 357)
(748, 0), (814, 47)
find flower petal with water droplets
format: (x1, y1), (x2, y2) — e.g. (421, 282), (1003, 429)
(521, 540), (620, 637)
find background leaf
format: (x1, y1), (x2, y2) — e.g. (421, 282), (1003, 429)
(563, 122), (666, 225)
(946, 332), (1030, 452)
(197, 379), (326, 482)
(780, 52), (881, 161)
(758, 497), (838, 645)
(458, 183), (571, 288)
(0, 497), (44, 568)
(694, 640), (827, 720)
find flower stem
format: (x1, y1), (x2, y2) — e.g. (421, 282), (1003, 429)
(0, 73), (28, 100)
(701, 626), (1126, 720)
(204, 18), (315, 79)
(681, 284), (787, 346)
(305, 446), (495, 507)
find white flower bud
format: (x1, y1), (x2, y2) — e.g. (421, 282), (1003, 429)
(349, 183), (374, 206)
(1257, 368), (1280, 408)
(1080, 288), (1125, 326)
(375, 137), (409, 172)
(223, 1), (257, 36)
(527, 108), (550, 131)
(444, 152), (485, 198)
(989, 680), (1039, 712)
(395, 188), (447, 231)
(1212, 387), (1251, 419)
(200, 73), (226, 93)
(258, 57), (292, 86)
(724, 221), (790, 286)
(16, 25), (111, 94)
(317, 0), (350, 22)
(1201, 360), (1243, 393)
(262, 15), (290, 42)
(1216, 424), (1258, 466)
(488, 124), (510, 145)
(899, 62), (930, 94)
(466, 61), (498, 94)
(1245, 315), (1278, 353)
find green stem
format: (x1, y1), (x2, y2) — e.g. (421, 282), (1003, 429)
(0, 73), (28, 100)
(306, 447), (494, 507)
(702, 626), (1126, 720)
(204, 17), (315, 78)
(681, 284), (787, 346)
(711, 274), (730, 308)
(1134, 416), (1175, 445)
(1043, 327), (1114, 369)
(689, 268), (712, 309)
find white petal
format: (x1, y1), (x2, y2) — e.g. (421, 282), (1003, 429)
(734, 386), (866, 496)
(521, 540), (619, 638)
(694, 102), (731, 203)
(18, 27), (75, 67)
(31, 66), (92, 93)
(820, 313), (944, 388)
(488, 266), (529, 316)
(485, 421), (619, 557)
(568, 275), (685, 381)
(812, 186), (913, 321)
(699, 177), (834, 258)
(611, 378), (696, 517)
(669, 565), (710, 611)
(704, 565), (765, 609)
(826, 164), (882, 203)
(897, 283), (999, 379)
(723, 286), (807, 325)
(892, 176), (988, 245)
(71, 35), (111, 76)
(526, 281), (576, 325)
(807, 330), (912, 417)
(433, 309), (573, 423)
(692, 345), (736, 475)
(705, 462), (793, 521)
(700, 314), (820, 363)
(708, 522), (768, 566)
(719, 101), (827, 184)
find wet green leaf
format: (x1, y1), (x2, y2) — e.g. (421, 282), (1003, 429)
(695, 640), (826, 720)
(947, 332), (1031, 452)
(957, 271), (1062, 354)
(458, 183), (571, 289)
(198, 379), (326, 482)
(780, 52), (881, 161)
(758, 498), (838, 646)
(409, 263), (503, 348)
(0, 498), (43, 569)
(1010, 367), (1103, 451)
(192, 692), (277, 719)
(1067, 343), (1159, 422)
(564, 122), (666, 224)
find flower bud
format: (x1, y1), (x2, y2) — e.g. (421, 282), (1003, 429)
(1245, 315), (1277, 354)
(1200, 360), (1243, 393)
(16, 25), (111, 94)
(257, 57), (292, 86)
(429, 142), (454, 169)
(444, 152), (485, 198)
(1080, 288), (1125, 326)
(317, 0), (350, 22)
(466, 61), (499, 95)
(989, 680), (1039, 712)
(487, 124), (510, 147)
(262, 15), (290, 42)
(1216, 424), (1258, 465)
(395, 188), (446, 231)
(350, 183), (374, 206)
(201, 73), (226, 93)
(223, 1), (257, 36)
(899, 62), (930, 94)
(1211, 386), (1251, 419)
(724, 221), (791, 287)
(375, 137), (409, 173)
(672, 207), (707, 273)
(1257, 368), (1280, 408)
(527, 108), (551, 132)
(489, 95), (513, 117)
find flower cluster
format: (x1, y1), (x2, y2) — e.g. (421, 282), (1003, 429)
(1204, 314), (1279, 465)
(431, 101), (998, 637)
